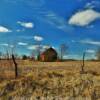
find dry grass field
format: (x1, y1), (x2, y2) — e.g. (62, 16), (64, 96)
(0, 60), (100, 100)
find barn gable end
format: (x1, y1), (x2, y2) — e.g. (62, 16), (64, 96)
(40, 47), (58, 62)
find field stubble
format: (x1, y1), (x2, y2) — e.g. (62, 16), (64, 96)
(0, 60), (100, 100)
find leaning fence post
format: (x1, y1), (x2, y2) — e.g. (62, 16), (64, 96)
(80, 52), (86, 73)
(12, 54), (18, 78)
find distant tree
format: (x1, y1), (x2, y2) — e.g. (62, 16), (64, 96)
(60, 44), (68, 60)
(37, 44), (43, 61)
(96, 48), (100, 60)
(30, 51), (35, 60)
(22, 55), (28, 60)
(6, 49), (10, 60)
(34, 35), (43, 61)
(0, 52), (2, 60)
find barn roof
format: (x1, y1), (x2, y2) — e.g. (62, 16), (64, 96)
(41, 47), (57, 55)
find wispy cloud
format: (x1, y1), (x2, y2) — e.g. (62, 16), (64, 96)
(80, 39), (100, 46)
(85, 49), (96, 59)
(19, 36), (33, 40)
(42, 45), (50, 49)
(45, 12), (72, 32)
(17, 21), (34, 28)
(36, 11), (73, 32)
(34, 35), (44, 41)
(16, 29), (25, 32)
(64, 54), (81, 60)
(3, 0), (45, 8)
(0, 26), (11, 32)
(27, 44), (50, 51)
(68, 9), (100, 26)
(85, 1), (100, 9)
(27, 45), (40, 50)
(18, 42), (28, 46)
(0, 43), (9, 46)
(86, 49), (95, 53)
(0, 43), (14, 48)
(73, 39), (100, 46)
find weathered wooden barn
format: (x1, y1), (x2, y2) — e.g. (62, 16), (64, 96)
(40, 47), (58, 62)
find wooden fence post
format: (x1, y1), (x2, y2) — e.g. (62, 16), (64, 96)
(12, 54), (18, 78)
(81, 52), (86, 73)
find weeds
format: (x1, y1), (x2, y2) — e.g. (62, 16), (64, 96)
(0, 61), (100, 100)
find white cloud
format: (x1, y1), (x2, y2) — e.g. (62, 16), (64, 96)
(0, 26), (11, 32)
(16, 29), (25, 32)
(4, 0), (45, 8)
(68, 9), (100, 26)
(64, 54), (81, 60)
(45, 12), (72, 32)
(86, 49), (95, 53)
(85, 1), (100, 9)
(0, 43), (9, 46)
(10, 45), (14, 48)
(85, 2), (95, 9)
(17, 21), (34, 28)
(37, 11), (73, 32)
(27, 45), (50, 51)
(27, 45), (40, 50)
(43, 45), (50, 49)
(80, 39), (100, 46)
(0, 43), (14, 48)
(18, 42), (28, 46)
(86, 25), (94, 28)
(72, 39), (100, 46)
(34, 35), (44, 41)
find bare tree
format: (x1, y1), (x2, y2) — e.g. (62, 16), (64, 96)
(0, 52), (2, 60)
(37, 45), (42, 61)
(60, 44), (68, 60)
(30, 51), (35, 60)
(34, 41), (42, 61)
(34, 35), (44, 60)
(96, 48), (100, 60)
(6, 49), (10, 60)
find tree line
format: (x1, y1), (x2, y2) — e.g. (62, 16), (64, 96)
(0, 45), (100, 61)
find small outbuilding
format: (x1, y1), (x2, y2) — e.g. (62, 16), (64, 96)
(40, 47), (58, 62)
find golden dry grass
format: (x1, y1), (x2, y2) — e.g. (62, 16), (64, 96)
(0, 60), (100, 100)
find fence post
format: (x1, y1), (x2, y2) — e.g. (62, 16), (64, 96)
(81, 52), (86, 73)
(12, 54), (18, 78)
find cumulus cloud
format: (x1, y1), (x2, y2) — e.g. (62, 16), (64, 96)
(0, 26), (11, 32)
(34, 35), (44, 41)
(17, 21), (34, 28)
(18, 42), (28, 46)
(68, 9), (100, 26)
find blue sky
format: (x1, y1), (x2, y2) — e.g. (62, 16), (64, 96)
(0, 0), (100, 59)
